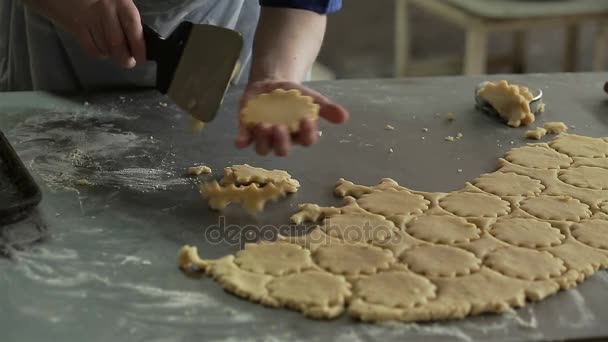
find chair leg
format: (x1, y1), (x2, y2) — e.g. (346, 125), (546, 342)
(395, 0), (410, 77)
(464, 27), (488, 75)
(563, 24), (580, 72)
(593, 19), (608, 71)
(512, 31), (527, 73)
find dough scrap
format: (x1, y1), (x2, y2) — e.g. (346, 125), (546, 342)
(240, 89), (320, 133)
(188, 165), (212, 176)
(526, 127), (547, 140)
(182, 133), (608, 323)
(401, 245), (482, 278)
(520, 196), (591, 221)
(490, 218), (564, 248)
(405, 215), (480, 244)
(472, 172), (544, 197)
(505, 144), (572, 169)
(544, 122), (569, 134)
(550, 134), (608, 158)
(477, 80), (535, 127)
(221, 164), (300, 193)
(439, 192), (510, 217)
(201, 181), (286, 212)
(354, 271), (437, 308)
(559, 166), (608, 190)
(484, 247), (566, 281)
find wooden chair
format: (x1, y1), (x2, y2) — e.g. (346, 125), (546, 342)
(395, 0), (608, 76)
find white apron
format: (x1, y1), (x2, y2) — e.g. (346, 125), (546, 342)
(0, 0), (259, 92)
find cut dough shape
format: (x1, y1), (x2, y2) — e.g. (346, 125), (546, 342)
(477, 80), (535, 127)
(484, 247), (566, 281)
(490, 218), (564, 248)
(472, 172), (544, 197)
(406, 215), (480, 244)
(221, 164), (300, 193)
(440, 192), (510, 217)
(267, 271), (351, 319)
(182, 133), (608, 324)
(505, 144), (572, 169)
(559, 166), (608, 190)
(188, 165), (212, 176)
(358, 189), (429, 217)
(400, 245), (482, 278)
(201, 181), (286, 212)
(571, 220), (608, 250)
(234, 243), (314, 276)
(354, 271), (436, 308)
(544, 122), (568, 134)
(526, 127), (547, 140)
(240, 89), (320, 133)
(520, 196), (591, 221)
(322, 211), (396, 243)
(314, 243), (394, 275)
(550, 134), (608, 158)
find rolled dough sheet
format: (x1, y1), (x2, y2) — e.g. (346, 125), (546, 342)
(180, 133), (608, 322)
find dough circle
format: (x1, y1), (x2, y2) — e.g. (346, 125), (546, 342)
(490, 218), (564, 248)
(558, 166), (608, 190)
(439, 192), (510, 217)
(519, 196), (591, 221)
(322, 211), (396, 243)
(571, 220), (608, 250)
(399, 245), (482, 277)
(358, 189), (429, 217)
(234, 243), (313, 276)
(314, 243), (395, 275)
(484, 247), (566, 280)
(267, 271), (351, 307)
(405, 215), (480, 244)
(473, 172), (544, 197)
(549, 134), (608, 158)
(354, 271), (436, 308)
(505, 145), (572, 169)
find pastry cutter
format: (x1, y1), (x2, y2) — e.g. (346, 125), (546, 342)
(474, 81), (544, 117)
(143, 22), (243, 123)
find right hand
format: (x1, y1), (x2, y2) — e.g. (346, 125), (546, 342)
(29, 0), (146, 68)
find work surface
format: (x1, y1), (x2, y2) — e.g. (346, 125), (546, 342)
(1, 73), (608, 342)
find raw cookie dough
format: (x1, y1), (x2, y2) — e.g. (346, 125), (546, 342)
(180, 134), (608, 323)
(221, 164), (300, 193)
(477, 80), (535, 127)
(188, 165), (212, 176)
(526, 127), (547, 140)
(240, 89), (320, 133)
(544, 122), (569, 134)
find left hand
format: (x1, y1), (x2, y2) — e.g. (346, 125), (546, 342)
(236, 80), (349, 157)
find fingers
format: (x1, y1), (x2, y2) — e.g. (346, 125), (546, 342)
(235, 126), (254, 149)
(294, 119), (318, 146)
(254, 124), (273, 156)
(118, 1), (146, 65)
(320, 103), (350, 124)
(272, 126), (291, 156)
(77, 29), (105, 58)
(90, 20), (110, 58)
(101, 1), (133, 68)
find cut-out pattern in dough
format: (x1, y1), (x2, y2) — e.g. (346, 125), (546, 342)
(440, 192), (510, 217)
(180, 134), (608, 323)
(520, 196), (591, 221)
(550, 134), (608, 158)
(473, 172), (544, 196)
(559, 166), (608, 190)
(400, 245), (482, 277)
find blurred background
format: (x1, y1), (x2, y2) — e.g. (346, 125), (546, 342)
(311, 0), (608, 80)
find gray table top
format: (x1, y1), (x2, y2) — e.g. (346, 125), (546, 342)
(443, 0), (608, 19)
(1, 73), (608, 342)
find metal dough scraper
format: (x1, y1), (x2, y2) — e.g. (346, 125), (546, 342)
(143, 22), (243, 122)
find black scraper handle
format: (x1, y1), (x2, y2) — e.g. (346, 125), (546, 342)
(142, 22), (194, 94)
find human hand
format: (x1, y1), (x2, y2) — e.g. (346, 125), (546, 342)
(236, 81), (350, 157)
(27, 0), (146, 68)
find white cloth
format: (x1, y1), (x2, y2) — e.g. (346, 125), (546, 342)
(0, 0), (259, 92)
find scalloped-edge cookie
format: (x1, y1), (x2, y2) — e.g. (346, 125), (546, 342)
(240, 89), (320, 133)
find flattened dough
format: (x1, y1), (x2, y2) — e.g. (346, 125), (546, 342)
(406, 215), (480, 244)
(234, 243), (314, 276)
(314, 243), (394, 275)
(400, 245), (482, 278)
(571, 220), (608, 250)
(240, 89), (320, 133)
(358, 189), (429, 217)
(520, 196), (591, 221)
(473, 172), (544, 197)
(354, 271), (436, 308)
(550, 134), (608, 158)
(559, 166), (608, 190)
(505, 144), (572, 169)
(485, 247), (566, 280)
(440, 192), (510, 217)
(490, 218), (564, 248)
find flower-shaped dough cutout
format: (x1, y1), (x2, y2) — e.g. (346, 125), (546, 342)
(473, 172), (544, 197)
(314, 243), (395, 276)
(400, 245), (482, 278)
(354, 271), (437, 308)
(505, 144), (572, 169)
(322, 211), (397, 243)
(406, 215), (480, 244)
(240, 89), (320, 133)
(485, 247), (566, 281)
(520, 196), (591, 221)
(439, 192), (510, 217)
(558, 166), (608, 190)
(549, 134), (608, 158)
(234, 243), (314, 276)
(571, 220), (608, 250)
(490, 218), (565, 248)
(358, 189), (430, 217)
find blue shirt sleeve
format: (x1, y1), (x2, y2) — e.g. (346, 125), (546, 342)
(259, 0), (342, 14)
